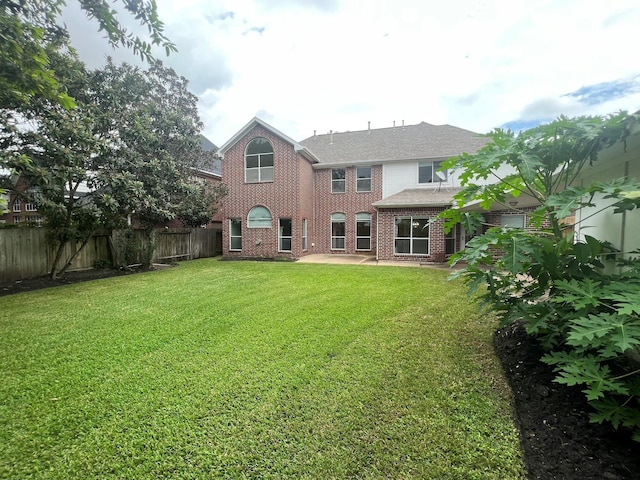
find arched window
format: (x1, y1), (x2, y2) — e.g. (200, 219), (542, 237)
(248, 206), (272, 228)
(331, 213), (346, 250)
(245, 137), (274, 183)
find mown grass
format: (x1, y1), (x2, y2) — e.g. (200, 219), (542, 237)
(0, 259), (525, 479)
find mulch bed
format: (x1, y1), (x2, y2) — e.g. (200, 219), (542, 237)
(494, 321), (640, 479)
(1, 269), (639, 478)
(0, 266), (173, 297)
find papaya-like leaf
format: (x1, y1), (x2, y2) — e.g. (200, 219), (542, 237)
(554, 278), (602, 310)
(546, 187), (591, 219)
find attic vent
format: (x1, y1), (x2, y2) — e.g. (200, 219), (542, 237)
(329, 130), (333, 145)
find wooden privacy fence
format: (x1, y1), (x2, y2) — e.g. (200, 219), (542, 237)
(0, 228), (222, 283)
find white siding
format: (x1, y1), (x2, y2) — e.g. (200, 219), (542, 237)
(382, 160), (515, 198)
(574, 133), (640, 261)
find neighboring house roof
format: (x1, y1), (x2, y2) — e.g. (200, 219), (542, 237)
(200, 135), (221, 176)
(373, 187), (463, 208)
(300, 122), (489, 166)
(217, 117), (319, 164)
(201, 135), (218, 151)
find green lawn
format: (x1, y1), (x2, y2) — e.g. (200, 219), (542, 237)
(0, 259), (525, 479)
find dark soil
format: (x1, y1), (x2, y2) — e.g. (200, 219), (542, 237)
(494, 321), (640, 479)
(0, 266), (165, 297)
(1, 269), (639, 479)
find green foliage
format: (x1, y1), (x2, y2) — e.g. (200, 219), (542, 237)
(92, 60), (212, 230)
(440, 112), (640, 440)
(175, 181), (228, 228)
(0, 0), (175, 111)
(2, 50), (218, 276)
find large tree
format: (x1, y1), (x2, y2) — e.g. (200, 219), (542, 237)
(0, 0), (175, 110)
(1, 0), (176, 213)
(91, 59), (227, 229)
(440, 112), (640, 440)
(4, 54), (225, 278)
(2, 52), (139, 277)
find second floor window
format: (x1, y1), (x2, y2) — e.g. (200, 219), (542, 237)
(13, 198), (21, 212)
(332, 168), (345, 193)
(356, 166), (371, 192)
(418, 161), (447, 184)
(245, 137), (274, 183)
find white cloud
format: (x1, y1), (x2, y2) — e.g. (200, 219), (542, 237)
(61, 0), (640, 144)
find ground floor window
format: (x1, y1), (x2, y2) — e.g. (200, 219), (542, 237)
(501, 214), (525, 229)
(230, 219), (242, 251)
(356, 212), (371, 250)
(248, 206), (272, 228)
(394, 216), (429, 255)
(302, 218), (308, 251)
(445, 225), (456, 255)
(279, 218), (292, 252)
(331, 213), (346, 250)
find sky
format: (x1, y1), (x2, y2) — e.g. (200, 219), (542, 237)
(61, 0), (640, 146)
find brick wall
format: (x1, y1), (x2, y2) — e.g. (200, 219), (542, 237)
(312, 165), (382, 255)
(376, 206), (448, 262)
(0, 176), (43, 226)
(220, 124), (315, 259)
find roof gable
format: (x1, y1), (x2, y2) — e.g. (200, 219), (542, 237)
(300, 121), (489, 165)
(218, 117), (318, 163)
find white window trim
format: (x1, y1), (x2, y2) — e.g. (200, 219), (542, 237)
(278, 218), (292, 253)
(229, 218), (242, 251)
(245, 138), (274, 184)
(394, 216), (430, 256)
(445, 224), (457, 256)
(331, 168), (346, 193)
(355, 213), (372, 251)
(417, 161), (448, 185)
(302, 218), (308, 252)
(500, 214), (526, 229)
(331, 213), (346, 250)
(13, 198), (21, 212)
(356, 166), (372, 193)
(247, 206), (273, 228)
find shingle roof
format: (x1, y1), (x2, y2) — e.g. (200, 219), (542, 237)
(299, 122), (488, 165)
(372, 188), (463, 208)
(199, 135), (221, 176)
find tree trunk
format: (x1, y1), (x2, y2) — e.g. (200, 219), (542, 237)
(49, 241), (67, 279)
(55, 233), (94, 278)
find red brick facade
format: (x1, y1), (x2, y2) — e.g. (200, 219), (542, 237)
(311, 165), (381, 255)
(376, 207), (449, 263)
(0, 176), (43, 226)
(219, 123), (454, 263)
(220, 124), (315, 259)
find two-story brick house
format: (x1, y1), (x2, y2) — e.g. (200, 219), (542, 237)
(218, 117), (520, 263)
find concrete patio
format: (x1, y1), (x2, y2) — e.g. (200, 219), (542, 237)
(296, 254), (452, 268)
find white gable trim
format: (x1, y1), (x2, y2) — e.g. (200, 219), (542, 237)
(218, 117), (319, 163)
